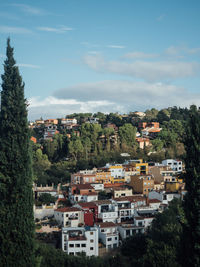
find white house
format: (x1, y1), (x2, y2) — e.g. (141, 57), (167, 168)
(54, 207), (84, 227)
(61, 118), (77, 125)
(148, 199), (162, 210)
(95, 222), (119, 250)
(94, 200), (118, 223)
(62, 226), (98, 256)
(162, 159), (183, 173)
(117, 221), (145, 239)
(91, 183), (104, 191)
(70, 192), (98, 204)
(149, 190), (181, 205)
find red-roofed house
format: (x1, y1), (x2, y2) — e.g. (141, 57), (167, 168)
(54, 207), (84, 227)
(75, 202), (99, 226)
(69, 184), (98, 204)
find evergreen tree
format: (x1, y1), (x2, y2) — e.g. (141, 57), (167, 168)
(183, 105), (200, 267)
(0, 39), (35, 266)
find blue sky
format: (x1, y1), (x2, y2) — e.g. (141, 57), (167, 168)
(0, 0), (200, 120)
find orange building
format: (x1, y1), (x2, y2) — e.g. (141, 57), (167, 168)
(44, 119), (58, 125)
(71, 173), (96, 184)
(136, 137), (150, 149)
(30, 136), (37, 143)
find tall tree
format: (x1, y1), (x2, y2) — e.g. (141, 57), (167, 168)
(183, 105), (200, 267)
(0, 39), (35, 266)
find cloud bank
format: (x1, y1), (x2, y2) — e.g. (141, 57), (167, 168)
(83, 55), (200, 82)
(28, 80), (200, 120)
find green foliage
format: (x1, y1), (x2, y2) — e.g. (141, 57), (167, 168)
(145, 108), (159, 120)
(143, 199), (184, 267)
(0, 39), (35, 266)
(38, 242), (105, 267)
(68, 137), (84, 161)
(119, 123), (136, 148)
(151, 139), (164, 152)
(38, 193), (56, 205)
(106, 112), (123, 127)
(121, 199), (184, 267)
(157, 109), (170, 122)
(183, 105), (200, 266)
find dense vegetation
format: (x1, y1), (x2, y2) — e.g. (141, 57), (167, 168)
(32, 107), (188, 186)
(0, 39), (36, 266)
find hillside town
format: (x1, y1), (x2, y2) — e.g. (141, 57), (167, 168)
(33, 154), (185, 256)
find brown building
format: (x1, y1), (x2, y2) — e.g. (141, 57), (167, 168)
(130, 174), (154, 196)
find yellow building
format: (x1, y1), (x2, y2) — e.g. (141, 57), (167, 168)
(129, 160), (148, 175)
(165, 179), (185, 192)
(96, 170), (112, 184)
(109, 164), (125, 184)
(110, 176), (125, 184)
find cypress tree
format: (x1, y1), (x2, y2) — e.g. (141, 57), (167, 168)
(183, 105), (200, 267)
(0, 39), (35, 266)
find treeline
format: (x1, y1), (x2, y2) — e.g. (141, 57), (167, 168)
(31, 107), (189, 185)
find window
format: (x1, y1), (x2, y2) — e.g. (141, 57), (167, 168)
(107, 238), (112, 241)
(90, 239), (94, 243)
(90, 232), (94, 235)
(90, 247), (94, 250)
(69, 252), (74, 255)
(81, 244), (86, 247)
(64, 235), (67, 241)
(64, 244), (67, 251)
(113, 243), (117, 248)
(126, 229), (130, 236)
(101, 229), (105, 232)
(115, 237), (118, 240)
(75, 244), (80, 247)
(69, 244), (74, 247)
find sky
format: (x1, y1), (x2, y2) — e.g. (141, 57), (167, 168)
(0, 0), (200, 120)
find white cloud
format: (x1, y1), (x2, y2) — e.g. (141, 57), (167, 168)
(17, 63), (41, 69)
(10, 4), (46, 15)
(37, 26), (73, 33)
(81, 42), (100, 48)
(53, 80), (182, 103)
(165, 45), (200, 58)
(107, 45), (125, 49)
(188, 47), (200, 54)
(83, 54), (200, 81)
(0, 26), (32, 34)
(123, 51), (158, 59)
(28, 96), (117, 120)
(28, 80), (200, 120)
